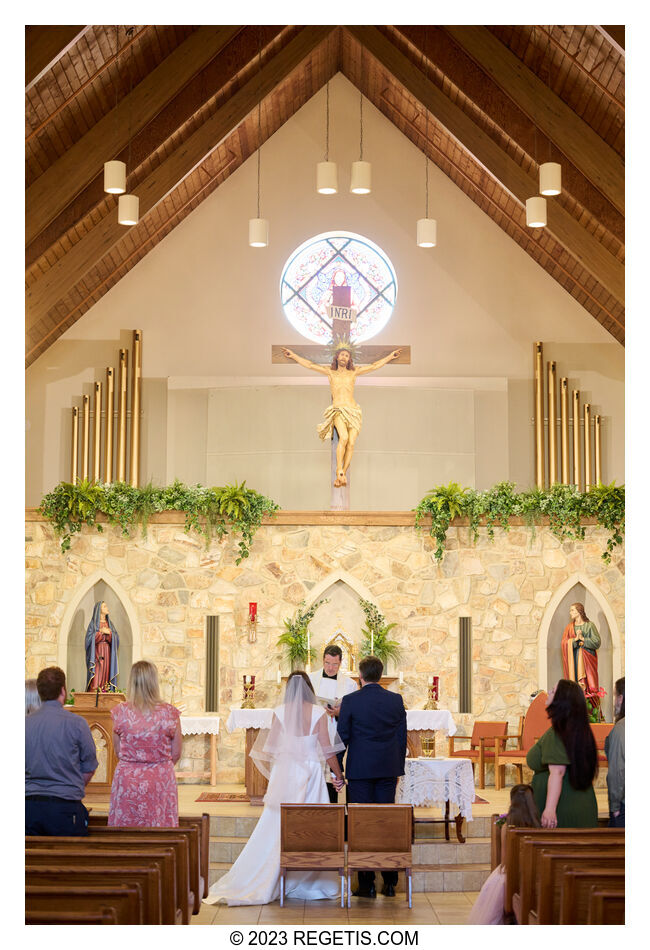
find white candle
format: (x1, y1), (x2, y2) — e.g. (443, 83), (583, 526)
(399, 672), (404, 685)
(307, 630), (311, 667)
(428, 676), (433, 685)
(276, 670), (281, 685)
(371, 632), (374, 655)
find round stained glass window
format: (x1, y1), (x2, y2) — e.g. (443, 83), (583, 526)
(280, 231), (398, 343)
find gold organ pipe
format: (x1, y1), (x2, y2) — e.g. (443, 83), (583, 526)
(70, 406), (79, 483)
(129, 330), (142, 487)
(104, 367), (115, 483)
(547, 361), (557, 485)
(92, 381), (102, 482)
(560, 377), (569, 485)
(584, 403), (592, 490)
(81, 394), (90, 481)
(572, 390), (581, 488)
(595, 415), (602, 484)
(534, 342), (544, 488)
(117, 349), (128, 482)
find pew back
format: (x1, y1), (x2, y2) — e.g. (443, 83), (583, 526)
(559, 868), (625, 925)
(26, 883), (143, 925)
(533, 849), (624, 924)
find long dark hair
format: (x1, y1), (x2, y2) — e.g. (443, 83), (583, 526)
(614, 676), (625, 722)
(547, 679), (597, 790)
(507, 784), (541, 828)
(330, 350), (354, 370)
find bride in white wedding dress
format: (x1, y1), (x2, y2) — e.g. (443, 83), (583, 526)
(204, 671), (346, 906)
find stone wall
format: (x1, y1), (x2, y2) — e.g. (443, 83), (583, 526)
(25, 513), (624, 783)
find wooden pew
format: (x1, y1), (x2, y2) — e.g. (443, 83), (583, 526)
(26, 908), (118, 924)
(517, 837), (624, 923)
(26, 864), (163, 925)
(531, 849), (624, 924)
(87, 815), (206, 913)
(82, 826), (194, 922)
(26, 883), (142, 925)
(27, 835), (189, 923)
(559, 868), (625, 925)
(503, 826), (623, 916)
(588, 887), (625, 924)
(26, 848), (179, 925)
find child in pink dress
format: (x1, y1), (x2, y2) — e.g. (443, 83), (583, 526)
(468, 784), (541, 924)
(108, 661), (182, 827)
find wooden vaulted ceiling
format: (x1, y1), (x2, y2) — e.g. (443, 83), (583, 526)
(25, 24), (625, 366)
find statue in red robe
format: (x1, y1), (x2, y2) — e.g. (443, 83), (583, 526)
(561, 602), (601, 710)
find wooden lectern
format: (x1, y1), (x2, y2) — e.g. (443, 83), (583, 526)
(66, 692), (126, 801)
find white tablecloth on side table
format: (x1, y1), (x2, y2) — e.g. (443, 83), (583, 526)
(396, 757), (475, 819)
(176, 714), (221, 785)
(226, 708), (273, 732)
(406, 709), (457, 735)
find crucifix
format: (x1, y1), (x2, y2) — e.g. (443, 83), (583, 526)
(271, 327), (410, 509)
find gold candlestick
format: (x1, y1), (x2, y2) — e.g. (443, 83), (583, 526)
(424, 685), (438, 710)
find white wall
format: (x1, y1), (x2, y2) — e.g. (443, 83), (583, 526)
(26, 74), (623, 505)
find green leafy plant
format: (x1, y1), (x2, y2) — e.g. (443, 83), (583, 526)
(64, 688), (76, 706)
(414, 481), (624, 563)
(39, 479), (280, 563)
(358, 598), (402, 667)
(277, 599), (328, 669)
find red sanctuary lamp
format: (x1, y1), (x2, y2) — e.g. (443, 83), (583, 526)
(248, 602), (258, 643)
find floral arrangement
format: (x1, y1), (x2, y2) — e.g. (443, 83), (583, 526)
(277, 599), (328, 669)
(358, 598), (402, 666)
(585, 687), (607, 723)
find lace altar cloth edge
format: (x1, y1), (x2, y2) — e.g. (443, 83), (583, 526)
(396, 757), (475, 819)
(225, 707), (457, 734)
(180, 714), (221, 736)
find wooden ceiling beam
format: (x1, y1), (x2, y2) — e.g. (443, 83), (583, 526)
(26, 25), (242, 246)
(443, 25), (624, 215)
(26, 25), (335, 332)
(26, 25), (89, 90)
(26, 25), (287, 269)
(347, 25), (624, 305)
(597, 26), (625, 55)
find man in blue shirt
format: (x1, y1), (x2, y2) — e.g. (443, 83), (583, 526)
(26, 666), (98, 835)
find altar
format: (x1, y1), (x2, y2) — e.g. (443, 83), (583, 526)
(226, 706), (457, 804)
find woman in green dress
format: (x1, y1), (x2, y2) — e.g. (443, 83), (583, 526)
(526, 679), (598, 828)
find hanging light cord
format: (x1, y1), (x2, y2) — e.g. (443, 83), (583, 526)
(257, 32), (262, 218)
(424, 35), (430, 217)
(126, 27), (134, 176)
(325, 81), (330, 162)
(113, 26), (120, 152)
(359, 89), (364, 161)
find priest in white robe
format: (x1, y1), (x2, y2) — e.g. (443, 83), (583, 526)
(309, 645), (358, 802)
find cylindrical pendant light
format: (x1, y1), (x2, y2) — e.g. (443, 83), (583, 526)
(104, 160), (126, 194)
(249, 218), (269, 247)
(317, 161), (338, 195)
(539, 162), (562, 196)
(118, 194), (139, 226)
(417, 218), (437, 247)
(526, 196), (547, 227)
(350, 160), (371, 195)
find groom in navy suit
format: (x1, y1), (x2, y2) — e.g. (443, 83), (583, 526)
(337, 655), (407, 898)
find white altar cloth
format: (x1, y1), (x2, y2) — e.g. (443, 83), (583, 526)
(179, 714), (220, 736)
(396, 757), (475, 819)
(406, 709), (457, 735)
(226, 707), (457, 735)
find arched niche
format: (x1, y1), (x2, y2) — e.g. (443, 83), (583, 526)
(59, 572), (140, 693)
(305, 571), (382, 673)
(538, 573), (622, 722)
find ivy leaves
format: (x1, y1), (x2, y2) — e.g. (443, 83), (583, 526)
(39, 479), (280, 563)
(415, 481), (624, 563)
(276, 598), (328, 667)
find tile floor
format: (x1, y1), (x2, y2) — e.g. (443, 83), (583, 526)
(191, 891), (480, 926)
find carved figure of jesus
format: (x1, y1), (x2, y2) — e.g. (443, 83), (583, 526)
(282, 346), (402, 487)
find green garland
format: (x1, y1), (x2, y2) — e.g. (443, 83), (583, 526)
(38, 479), (280, 563)
(414, 481), (625, 563)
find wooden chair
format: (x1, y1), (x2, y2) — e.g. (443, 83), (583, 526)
(590, 722), (615, 773)
(26, 846), (180, 925)
(280, 805), (345, 907)
(448, 721), (508, 788)
(346, 804), (414, 908)
(493, 692), (549, 789)
(559, 868), (625, 925)
(588, 887), (625, 924)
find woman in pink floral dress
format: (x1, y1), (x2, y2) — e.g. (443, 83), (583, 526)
(108, 661), (182, 826)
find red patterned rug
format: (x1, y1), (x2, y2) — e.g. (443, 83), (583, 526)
(474, 794), (489, 804)
(195, 792), (250, 803)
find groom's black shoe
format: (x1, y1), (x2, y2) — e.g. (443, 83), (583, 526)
(352, 885), (377, 899)
(381, 884), (396, 897)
